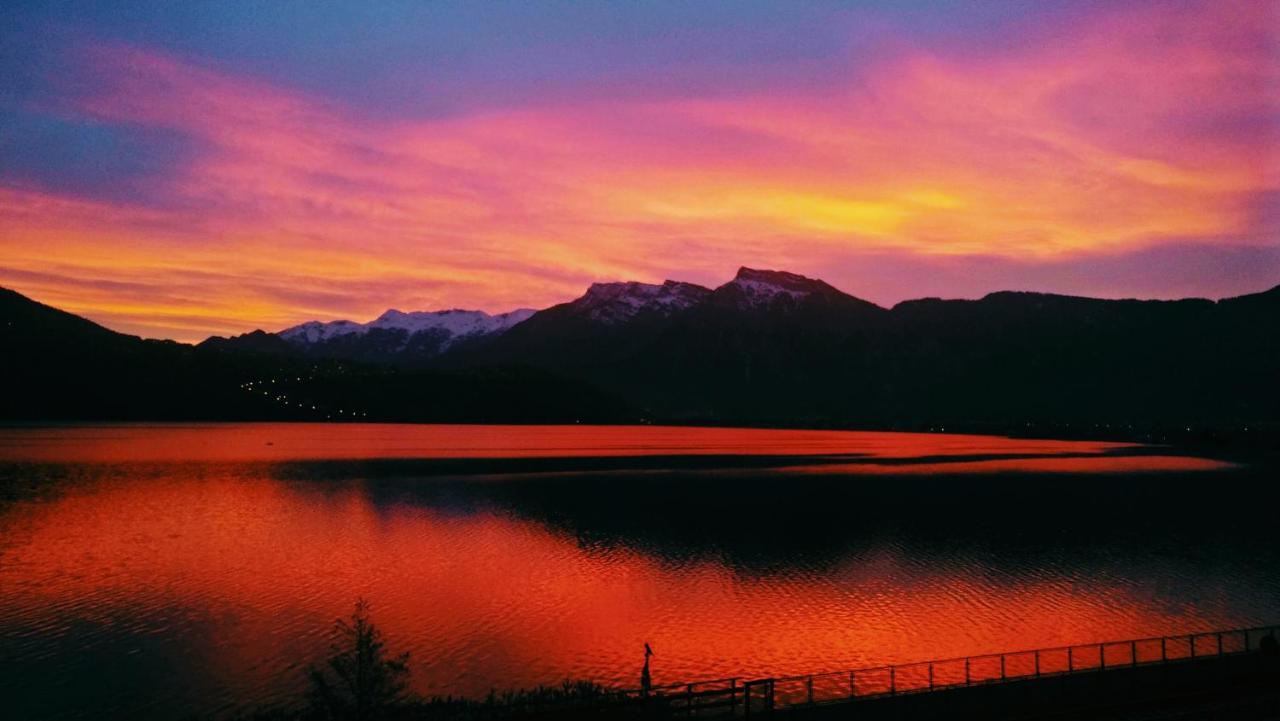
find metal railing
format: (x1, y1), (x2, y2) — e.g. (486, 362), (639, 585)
(596, 624), (1278, 717)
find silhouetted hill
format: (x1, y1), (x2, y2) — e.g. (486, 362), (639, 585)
(456, 274), (1279, 430)
(0, 288), (633, 423)
(1, 287), (278, 420)
(201, 307), (534, 366)
(876, 290), (1273, 428)
(4, 277), (1278, 432)
(596, 269), (889, 420)
(448, 279), (714, 371)
(198, 329), (294, 356)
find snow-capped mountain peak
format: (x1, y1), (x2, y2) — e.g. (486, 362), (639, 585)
(278, 319), (365, 344)
(279, 307), (534, 348)
(715, 267), (828, 307)
(368, 308), (535, 336)
(572, 280), (711, 323)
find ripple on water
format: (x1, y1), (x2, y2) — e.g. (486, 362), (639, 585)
(0, 428), (1275, 721)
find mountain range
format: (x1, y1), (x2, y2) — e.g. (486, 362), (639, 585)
(5, 268), (1279, 434)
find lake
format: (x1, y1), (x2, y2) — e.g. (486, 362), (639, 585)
(0, 424), (1276, 720)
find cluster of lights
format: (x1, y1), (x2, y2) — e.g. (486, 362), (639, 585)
(240, 379), (369, 419)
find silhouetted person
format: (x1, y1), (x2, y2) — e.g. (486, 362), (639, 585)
(1261, 633), (1278, 657)
(641, 642), (653, 696)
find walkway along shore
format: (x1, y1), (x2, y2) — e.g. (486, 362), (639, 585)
(511, 624), (1280, 719)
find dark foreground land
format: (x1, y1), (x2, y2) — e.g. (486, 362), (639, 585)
(510, 649), (1280, 721)
(239, 625), (1279, 721)
(577, 632), (1280, 721)
(774, 652), (1280, 720)
(260, 646), (1278, 720)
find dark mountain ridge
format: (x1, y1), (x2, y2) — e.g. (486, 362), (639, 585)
(0, 288), (631, 423)
(4, 274), (1278, 433)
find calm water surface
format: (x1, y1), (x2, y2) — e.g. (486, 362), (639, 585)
(0, 424), (1275, 720)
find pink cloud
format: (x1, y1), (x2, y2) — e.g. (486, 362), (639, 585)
(2, 0), (1275, 341)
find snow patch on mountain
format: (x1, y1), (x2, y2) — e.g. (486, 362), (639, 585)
(719, 267), (827, 308)
(280, 308), (535, 347)
(279, 320), (365, 344)
(369, 308), (535, 337)
(572, 280), (711, 323)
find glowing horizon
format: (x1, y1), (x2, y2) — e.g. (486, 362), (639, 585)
(2, 0), (1277, 342)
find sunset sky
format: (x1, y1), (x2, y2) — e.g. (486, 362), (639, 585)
(2, 0), (1278, 341)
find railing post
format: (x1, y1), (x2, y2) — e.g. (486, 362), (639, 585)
(1190, 635), (1196, 659)
(1100, 644), (1106, 671)
(929, 662), (934, 690)
(767, 679), (774, 715)
(1217, 633), (1223, 656)
(965, 658), (971, 685)
(730, 678), (737, 716)
(806, 675), (813, 706)
(849, 671), (855, 699)
(1068, 647), (1074, 672)
(890, 666), (896, 695)
(1131, 640), (1137, 667)
(1161, 636), (1167, 662)
(1034, 650), (1040, 678)
(687, 683), (694, 716)
(1000, 654), (1006, 681)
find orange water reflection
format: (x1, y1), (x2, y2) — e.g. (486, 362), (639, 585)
(0, 473), (1248, 685)
(0, 426), (1270, 720)
(0, 423), (1136, 464)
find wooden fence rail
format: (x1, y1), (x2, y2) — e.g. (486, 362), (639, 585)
(573, 624), (1279, 718)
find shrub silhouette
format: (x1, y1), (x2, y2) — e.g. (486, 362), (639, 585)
(218, 599), (616, 720)
(308, 599), (411, 720)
